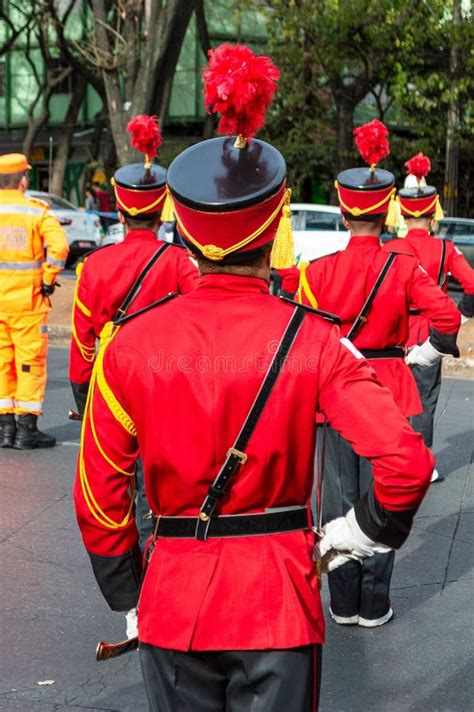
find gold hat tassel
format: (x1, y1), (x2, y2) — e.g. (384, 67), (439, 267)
(385, 192), (399, 230)
(434, 196), (444, 222)
(160, 189), (175, 222)
(271, 189), (296, 269)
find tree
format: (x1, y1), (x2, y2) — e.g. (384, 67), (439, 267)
(262, 1), (450, 172)
(68, 0), (200, 165)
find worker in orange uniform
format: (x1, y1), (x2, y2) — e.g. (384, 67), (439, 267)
(385, 153), (474, 480)
(0, 154), (69, 449)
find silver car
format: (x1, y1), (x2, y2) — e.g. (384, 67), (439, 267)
(27, 190), (103, 265)
(290, 203), (349, 262)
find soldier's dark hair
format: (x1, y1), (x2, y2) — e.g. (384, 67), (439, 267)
(0, 171), (26, 189)
(342, 213), (386, 235)
(121, 211), (160, 231)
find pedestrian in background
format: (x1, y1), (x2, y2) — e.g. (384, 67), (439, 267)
(92, 180), (112, 230)
(84, 186), (99, 212)
(0, 153), (69, 449)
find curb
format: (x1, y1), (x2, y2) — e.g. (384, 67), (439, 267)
(48, 325), (71, 346)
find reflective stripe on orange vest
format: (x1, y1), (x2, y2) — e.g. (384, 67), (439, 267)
(0, 260), (43, 269)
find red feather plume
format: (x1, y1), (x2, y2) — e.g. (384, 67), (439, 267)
(127, 115), (162, 161)
(353, 119), (390, 168)
(405, 152), (431, 181)
(203, 43), (280, 140)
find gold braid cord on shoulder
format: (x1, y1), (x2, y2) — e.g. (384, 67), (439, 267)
(79, 324), (137, 530)
(297, 263), (319, 308)
(72, 261), (95, 362)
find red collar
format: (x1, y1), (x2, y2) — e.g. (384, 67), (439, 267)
(406, 228), (431, 240)
(346, 234), (381, 247)
(194, 273), (270, 297)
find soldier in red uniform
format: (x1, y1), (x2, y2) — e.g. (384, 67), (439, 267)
(70, 116), (197, 551)
(74, 48), (434, 711)
(69, 115), (198, 416)
(298, 122), (460, 628)
(384, 153), (474, 479)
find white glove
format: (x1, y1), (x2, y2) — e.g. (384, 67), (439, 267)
(461, 314), (469, 325)
(124, 607), (138, 639)
(319, 509), (391, 572)
(405, 339), (443, 368)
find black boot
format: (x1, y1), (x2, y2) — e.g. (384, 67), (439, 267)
(13, 414), (56, 450)
(0, 414), (16, 448)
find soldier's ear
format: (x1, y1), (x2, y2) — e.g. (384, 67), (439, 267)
(19, 175), (28, 192)
(118, 211), (125, 225)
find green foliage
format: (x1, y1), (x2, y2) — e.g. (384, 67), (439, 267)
(250, 0), (473, 212)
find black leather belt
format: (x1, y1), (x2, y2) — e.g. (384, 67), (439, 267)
(361, 347), (405, 359)
(409, 309), (420, 316)
(154, 506), (310, 538)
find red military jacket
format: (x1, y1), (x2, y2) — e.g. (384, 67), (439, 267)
(385, 229), (474, 346)
(69, 229), (198, 387)
(74, 274), (433, 651)
(298, 235), (460, 417)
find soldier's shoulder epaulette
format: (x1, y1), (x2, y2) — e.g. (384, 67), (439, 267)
(279, 296), (340, 325)
(28, 196), (49, 210)
(114, 292), (178, 327)
(308, 250), (340, 265)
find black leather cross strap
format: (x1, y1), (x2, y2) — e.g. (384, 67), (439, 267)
(408, 241), (446, 316)
(437, 238), (447, 287)
(196, 306), (307, 541)
(346, 252), (397, 342)
(360, 347), (405, 359)
(113, 242), (170, 322)
(114, 292), (177, 326)
(157, 507), (310, 539)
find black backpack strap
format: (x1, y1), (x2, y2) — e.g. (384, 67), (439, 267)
(437, 239), (447, 287)
(113, 242), (170, 321)
(196, 306), (307, 541)
(346, 252), (397, 342)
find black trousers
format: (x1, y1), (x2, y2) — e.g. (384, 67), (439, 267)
(319, 426), (395, 619)
(139, 644), (322, 712)
(409, 360), (442, 449)
(135, 456), (153, 551)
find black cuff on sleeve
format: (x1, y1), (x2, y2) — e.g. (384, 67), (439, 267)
(429, 328), (460, 358)
(70, 381), (89, 416)
(354, 485), (419, 549)
(89, 545), (143, 611)
(459, 293), (474, 318)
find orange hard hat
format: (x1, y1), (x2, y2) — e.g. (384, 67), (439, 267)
(0, 153), (32, 174)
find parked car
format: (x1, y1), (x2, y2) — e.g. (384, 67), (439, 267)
(102, 219), (124, 246)
(436, 217), (474, 269)
(26, 190), (103, 265)
(291, 203), (349, 262)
